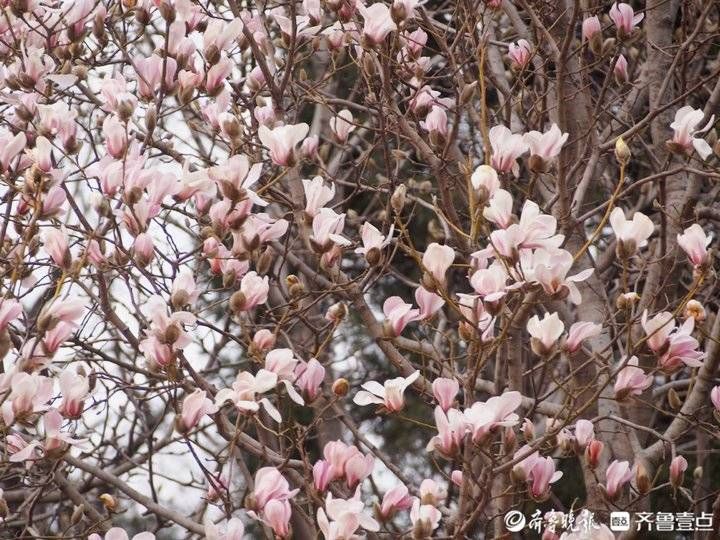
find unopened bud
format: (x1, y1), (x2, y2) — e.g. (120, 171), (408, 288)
(391, 184), (407, 215)
(636, 462), (651, 495)
(615, 136), (631, 165)
(99, 493), (117, 512)
(332, 378), (349, 397)
(229, 290), (247, 313)
(70, 504), (84, 525)
(668, 388), (683, 411)
(286, 274), (305, 298)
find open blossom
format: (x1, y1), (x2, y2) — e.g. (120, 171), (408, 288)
(432, 377), (459, 411)
(604, 459), (635, 500)
(420, 106), (448, 139)
(712, 386), (720, 411)
(2, 372), (53, 424)
(379, 485), (412, 519)
(303, 176), (335, 217)
(410, 498), (442, 535)
(89, 528), (155, 540)
(321, 441), (375, 488)
(527, 312), (564, 356)
(171, 268), (199, 308)
(205, 518), (244, 540)
(258, 123), (309, 166)
(528, 456), (563, 501)
(353, 370), (419, 412)
(237, 271), (269, 311)
(564, 321), (602, 354)
(317, 488), (380, 540)
(532, 248), (594, 304)
(177, 389), (218, 432)
(524, 124), (568, 171)
(329, 109), (355, 143)
(355, 222), (394, 261)
(295, 358), (325, 402)
(642, 310), (675, 353)
(469, 263), (507, 303)
(42, 227), (71, 268)
(383, 296), (420, 336)
(247, 467), (298, 538)
(58, 370), (90, 419)
(574, 419), (595, 448)
(464, 391), (522, 442)
(311, 208), (351, 251)
(415, 286), (444, 320)
(215, 369), (282, 422)
(358, 3), (397, 45)
(426, 406), (466, 456)
(677, 223), (711, 267)
(668, 106), (715, 159)
(508, 39), (532, 69)
(0, 298), (22, 331)
(483, 189), (513, 229)
(609, 2), (644, 36)
(0, 129), (27, 172)
(614, 356), (653, 400)
(489, 125), (528, 174)
(609, 208), (654, 255)
(658, 317), (704, 372)
(422, 242), (455, 286)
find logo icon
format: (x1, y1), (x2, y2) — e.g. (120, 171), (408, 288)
(504, 510), (526, 532)
(610, 511), (631, 531)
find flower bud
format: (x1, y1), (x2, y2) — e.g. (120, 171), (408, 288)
(99, 493), (118, 512)
(615, 136), (631, 165)
(332, 378), (349, 397)
(635, 462), (651, 495)
(391, 184), (407, 215)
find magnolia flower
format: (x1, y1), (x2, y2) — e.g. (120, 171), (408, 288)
(353, 370), (419, 412)
(677, 223), (711, 267)
(508, 39), (532, 69)
(42, 227), (71, 268)
(247, 467), (298, 537)
(609, 208), (654, 256)
(670, 455), (687, 489)
(0, 130), (27, 172)
(471, 165), (501, 198)
(422, 242), (455, 286)
(171, 267), (199, 307)
(711, 386), (720, 411)
(426, 406), (466, 456)
(527, 312), (564, 356)
(317, 489), (380, 540)
(642, 310), (675, 354)
(89, 528), (155, 540)
(2, 372), (53, 424)
(215, 369), (282, 422)
(564, 321), (602, 354)
(311, 208), (351, 251)
(177, 389), (218, 432)
(532, 248), (594, 304)
(415, 286), (444, 320)
(528, 456), (563, 501)
(524, 124), (568, 171)
(410, 498), (442, 536)
(432, 378), (459, 411)
(359, 3), (397, 45)
(463, 391), (522, 442)
(329, 109), (355, 143)
(205, 518), (245, 540)
(383, 296), (420, 336)
(614, 356), (652, 400)
(303, 176), (335, 217)
(604, 459), (635, 500)
(379, 485), (412, 519)
(420, 106), (448, 139)
(265, 348), (305, 405)
(574, 419), (595, 448)
(0, 298), (22, 331)
(614, 54), (629, 83)
(258, 123), (309, 166)
(483, 189), (513, 229)
(321, 441), (375, 488)
(237, 272), (269, 311)
(355, 222), (394, 262)
(582, 16), (602, 43)
(658, 317), (704, 372)
(295, 358), (325, 402)
(58, 370), (90, 419)
(609, 2), (644, 37)
(313, 460), (335, 492)
(489, 125), (528, 175)
(469, 263), (508, 303)
(668, 106), (715, 159)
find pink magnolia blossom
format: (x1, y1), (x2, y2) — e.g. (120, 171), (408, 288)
(469, 263), (507, 302)
(677, 223), (711, 267)
(358, 3), (397, 45)
(0, 129), (27, 172)
(353, 370), (419, 412)
(355, 222), (394, 260)
(463, 390), (522, 442)
(529, 456), (563, 501)
(171, 267), (199, 307)
(564, 321), (602, 354)
(252, 329), (276, 353)
(609, 208), (654, 254)
(313, 460), (335, 492)
(329, 109), (355, 143)
(134, 54), (177, 99)
(426, 406), (466, 456)
(489, 125), (528, 175)
(614, 54), (629, 83)
(574, 419), (595, 448)
(383, 296), (420, 336)
(311, 208), (351, 251)
(2, 372), (53, 424)
(422, 242), (455, 285)
(585, 439), (604, 469)
(614, 356), (653, 400)
(527, 312), (564, 356)
(432, 377), (459, 411)
(420, 106), (448, 138)
(582, 16), (601, 42)
(58, 370), (90, 419)
(133, 233), (155, 267)
(301, 135), (319, 158)
(604, 459), (635, 500)
(258, 123), (309, 166)
(668, 106), (715, 159)
(658, 317), (704, 372)
(238, 271), (270, 311)
(0, 298), (22, 331)
(419, 479), (446, 505)
(317, 488), (380, 540)
(508, 39), (532, 69)
(670, 455), (687, 488)
(711, 386), (720, 411)
(295, 358), (325, 402)
(247, 467), (298, 537)
(524, 124), (568, 167)
(642, 310), (675, 354)
(89, 528), (155, 540)
(178, 389), (218, 432)
(415, 286), (444, 320)
(42, 227), (70, 268)
(205, 518), (244, 540)
(303, 176), (335, 217)
(379, 485), (412, 519)
(483, 189), (513, 228)
(609, 2), (644, 36)
(215, 369), (282, 422)
(409, 498), (442, 535)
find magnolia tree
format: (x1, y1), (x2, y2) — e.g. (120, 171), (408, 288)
(1, 0), (720, 538)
